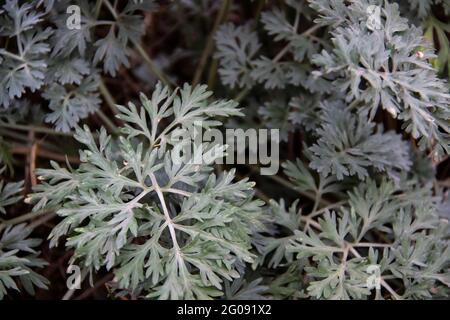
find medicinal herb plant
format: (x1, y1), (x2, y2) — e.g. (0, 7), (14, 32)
(0, 0), (449, 300)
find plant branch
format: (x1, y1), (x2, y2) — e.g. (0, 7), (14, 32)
(247, 165), (332, 206)
(0, 122), (75, 136)
(101, 0), (174, 87)
(149, 173), (182, 256)
(132, 41), (175, 88)
(0, 208), (56, 232)
(99, 78), (120, 117)
(96, 109), (119, 135)
(192, 0), (231, 86)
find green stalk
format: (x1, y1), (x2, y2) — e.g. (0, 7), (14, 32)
(99, 78), (120, 116)
(207, 59), (219, 90)
(0, 208), (55, 232)
(132, 40), (175, 88)
(101, 0), (174, 88)
(192, 0), (231, 86)
(0, 123), (74, 136)
(233, 88), (251, 102)
(247, 164), (332, 207)
(96, 109), (119, 135)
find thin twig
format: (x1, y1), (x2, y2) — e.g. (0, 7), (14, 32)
(233, 88), (251, 102)
(207, 59), (219, 90)
(0, 123), (74, 136)
(11, 145), (80, 164)
(247, 165), (332, 206)
(273, 24), (321, 63)
(28, 211), (57, 229)
(0, 208), (55, 232)
(352, 242), (391, 248)
(132, 40), (175, 88)
(96, 109), (119, 135)
(149, 173), (181, 255)
(307, 200), (347, 219)
(99, 78), (120, 117)
(74, 273), (114, 300)
(30, 144), (38, 186)
(101, 0), (174, 87)
(192, 0), (231, 86)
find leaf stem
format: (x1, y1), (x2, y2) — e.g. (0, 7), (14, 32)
(149, 173), (182, 256)
(192, 0), (231, 86)
(96, 109), (119, 135)
(0, 122), (74, 136)
(352, 242), (391, 248)
(247, 165), (332, 206)
(132, 40), (175, 88)
(100, 0), (174, 87)
(273, 23), (321, 63)
(99, 79), (120, 117)
(0, 208), (55, 232)
(161, 188), (192, 197)
(307, 200), (347, 219)
(0, 50), (25, 62)
(233, 88), (251, 102)
(101, 0), (118, 19)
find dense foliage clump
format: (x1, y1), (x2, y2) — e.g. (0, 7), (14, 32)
(0, 0), (449, 300)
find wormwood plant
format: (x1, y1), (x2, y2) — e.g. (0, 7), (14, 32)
(27, 83), (266, 299)
(0, 0), (449, 300)
(0, 0), (160, 132)
(0, 164), (48, 299)
(214, 0), (450, 299)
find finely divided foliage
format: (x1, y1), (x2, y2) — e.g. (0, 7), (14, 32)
(0, 176), (48, 299)
(0, 0), (449, 300)
(0, 0), (155, 132)
(214, 0), (450, 300)
(266, 172), (450, 299)
(28, 83), (266, 299)
(309, 102), (411, 180)
(311, 0), (450, 157)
